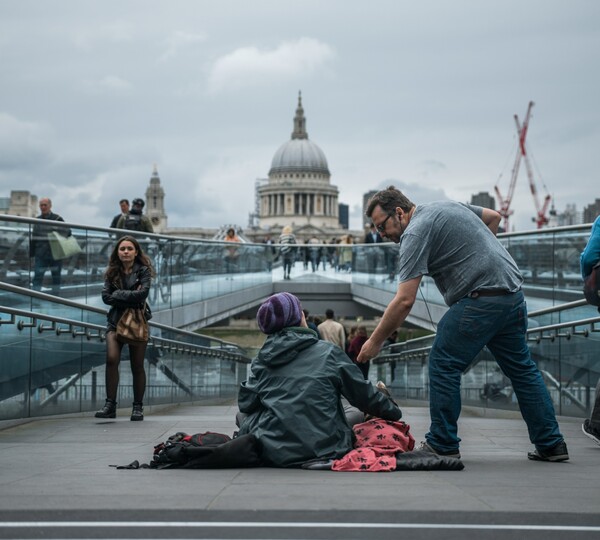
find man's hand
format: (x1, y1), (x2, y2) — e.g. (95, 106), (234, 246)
(357, 338), (382, 363)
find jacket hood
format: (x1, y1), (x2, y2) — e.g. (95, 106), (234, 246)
(256, 327), (318, 367)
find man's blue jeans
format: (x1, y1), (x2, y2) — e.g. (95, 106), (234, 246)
(425, 290), (563, 453)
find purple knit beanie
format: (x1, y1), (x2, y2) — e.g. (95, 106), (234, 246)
(256, 292), (303, 334)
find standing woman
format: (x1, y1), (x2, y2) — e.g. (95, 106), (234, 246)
(95, 236), (154, 421)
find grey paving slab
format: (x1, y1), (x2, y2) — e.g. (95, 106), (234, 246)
(0, 401), (598, 523)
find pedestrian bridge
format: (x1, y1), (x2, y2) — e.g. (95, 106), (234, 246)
(0, 215), (598, 422)
(1, 216), (600, 538)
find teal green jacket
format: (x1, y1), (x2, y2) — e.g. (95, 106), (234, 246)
(237, 327), (402, 467)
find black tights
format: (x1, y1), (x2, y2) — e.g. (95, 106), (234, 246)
(105, 331), (147, 403)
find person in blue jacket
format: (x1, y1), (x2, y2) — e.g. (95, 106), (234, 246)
(237, 292), (401, 467)
(581, 215), (600, 445)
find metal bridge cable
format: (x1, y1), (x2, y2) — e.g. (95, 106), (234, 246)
(418, 285), (437, 332)
(527, 144), (551, 193)
(494, 133), (519, 188)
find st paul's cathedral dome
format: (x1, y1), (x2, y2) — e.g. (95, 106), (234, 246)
(258, 93), (340, 233)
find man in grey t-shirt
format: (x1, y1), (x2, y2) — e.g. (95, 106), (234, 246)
(357, 186), (568, 463)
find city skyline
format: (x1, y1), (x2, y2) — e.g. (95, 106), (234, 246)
(0, 1), (598, 231)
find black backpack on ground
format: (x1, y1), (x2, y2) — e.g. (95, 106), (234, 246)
(112, 431), (261, 470)
(152, 431), (261, 469)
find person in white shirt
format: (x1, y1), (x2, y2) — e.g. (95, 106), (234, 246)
(317, 309), (346, 349)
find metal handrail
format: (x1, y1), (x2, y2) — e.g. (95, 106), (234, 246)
(1, 212), (594, 246)
(528, 298), (589, 316)
(373, 310), (600, 365)
(0, 281), (244, 351)
(526, 317), (600, 343)
(0, 305), (250, 363)
(0, 214), (265, 247)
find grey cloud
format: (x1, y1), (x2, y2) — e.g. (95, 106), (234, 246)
(0, 113), (54, 170)
(0, 0), (598, 232)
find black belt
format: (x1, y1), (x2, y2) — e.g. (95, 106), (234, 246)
(467, 289), (514, 299)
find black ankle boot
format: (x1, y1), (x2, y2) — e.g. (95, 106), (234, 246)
(130, 402), (144, 421)
(95, 398), (117, 419)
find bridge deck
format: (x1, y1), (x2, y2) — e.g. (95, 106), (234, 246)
(0, 402), (598, 539)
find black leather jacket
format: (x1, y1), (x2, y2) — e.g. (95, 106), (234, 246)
(102, 263), (152, 329)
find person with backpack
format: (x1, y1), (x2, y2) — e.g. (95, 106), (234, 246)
(116, 198), (154, 234)
(95, 235), (154, 421)
(580, 214), (600, 445)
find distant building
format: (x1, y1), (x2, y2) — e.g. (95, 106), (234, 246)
(256, 92), (341, 239)
(470, 191), (495, 210)
(555, 203), (582, 227)
(158, 94), (362, 243)
(145, 165), (168, 233)
(338, 203), (349, 229)
(583, 199), (600, 223)
(362, 190), (377, 226)
(0, 191), (38, 217)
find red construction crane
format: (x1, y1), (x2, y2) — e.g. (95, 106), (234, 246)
(494, 101), (552, 231)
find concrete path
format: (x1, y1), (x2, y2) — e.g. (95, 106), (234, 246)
(0, 402), (599, 539)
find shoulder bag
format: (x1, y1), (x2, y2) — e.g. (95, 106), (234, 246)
(116, 305), (149, 344)
(48, 231), (82, 260)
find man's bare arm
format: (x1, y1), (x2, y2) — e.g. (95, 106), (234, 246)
(357, 276), (422, 363)
(480, 208), (502, 235)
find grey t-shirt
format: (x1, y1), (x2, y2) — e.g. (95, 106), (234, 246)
(397, 201), (523, 306)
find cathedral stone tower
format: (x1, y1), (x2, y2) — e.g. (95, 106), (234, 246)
(258, 93), (340, 233)
(145, 165), (168, 233)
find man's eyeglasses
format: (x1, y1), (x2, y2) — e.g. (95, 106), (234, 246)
(375, 213), (393, 234)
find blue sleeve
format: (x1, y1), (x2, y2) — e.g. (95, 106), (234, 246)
(581, 216), (600, 279)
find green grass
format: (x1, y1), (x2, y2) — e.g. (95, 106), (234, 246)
(197, 325), (432, 354)
(197, 328), (266, 354)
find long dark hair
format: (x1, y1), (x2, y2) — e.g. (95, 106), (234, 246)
(105, 236), (155, 282)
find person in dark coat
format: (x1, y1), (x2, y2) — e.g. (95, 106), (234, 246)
(29, 197), (71, 294)
(115, 198), (154, 233)
(237, 292), (401, 468)
(110, 199), (130, 228)
(95, 235), (153, 422)
(347, 325), (369, 379)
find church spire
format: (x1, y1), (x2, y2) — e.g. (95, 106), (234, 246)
(291, 91), (308, 140)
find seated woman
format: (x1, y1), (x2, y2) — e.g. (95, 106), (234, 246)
(237, 292), (402, 468)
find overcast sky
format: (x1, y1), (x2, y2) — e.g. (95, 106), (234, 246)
(1, 0), (598, 232)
